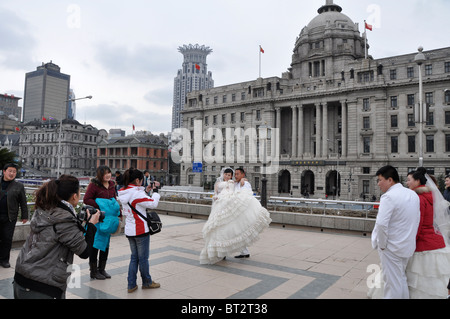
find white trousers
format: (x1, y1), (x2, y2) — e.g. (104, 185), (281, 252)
(379, 248), (410, 299)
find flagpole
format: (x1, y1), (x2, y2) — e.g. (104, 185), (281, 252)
(364, 21), (367, 59)
(259, 45), (262, 78)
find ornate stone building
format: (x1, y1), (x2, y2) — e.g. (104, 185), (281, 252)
(180, 1), (450, 200)
(19, 119), (107, 177)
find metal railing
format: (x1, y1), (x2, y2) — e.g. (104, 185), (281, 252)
(23, 187), (379, 219)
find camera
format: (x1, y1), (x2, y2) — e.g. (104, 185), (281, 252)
(78, 205), (105, 223)
(150, 181), (160, 193)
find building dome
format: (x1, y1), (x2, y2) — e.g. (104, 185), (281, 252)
(307, 11), (354, 31)
(290, 0), (366, 80)
(306, 0), (355, 32)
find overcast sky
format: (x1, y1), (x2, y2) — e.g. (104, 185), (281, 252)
(0, 0), (449, 136)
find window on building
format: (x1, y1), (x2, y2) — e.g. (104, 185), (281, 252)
(363, 98), (370, 111)
(391, 136), (398, 153)
(363, 180), (370, 194)
(407, 94), (415, 106)
(446, 135), (450, 152)
(363, 137), (371, 153)
(445, 62), (450, 73)
(408, 135), (416, 153)
(363, 117), (370, 129)
(390, 69), (397, 80)
(446, 111), (450, 125)
(426, 112), (434, 126)
(407, 67), (414, 78)
(240, 112), (245, 122)
(445, 90), (450, 103)
(390, 96), (398, 108)
(391, 115), (398, 128)
(256, 110), (261, 121)
(425, 92), (434, 105)
(408, 114), (415, 127)
(425, 64), (433, 76)
(426, 135), (434, 153)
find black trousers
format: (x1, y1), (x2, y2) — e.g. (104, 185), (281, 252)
(89, 247), (109, 264)
(0, 216), (16, 262)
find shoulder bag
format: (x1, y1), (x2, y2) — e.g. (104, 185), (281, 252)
(127, 203), (162, 235)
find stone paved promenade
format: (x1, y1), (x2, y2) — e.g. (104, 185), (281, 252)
(0, 213), (379, 301)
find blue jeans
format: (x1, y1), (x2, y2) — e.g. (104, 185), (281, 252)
(127, 234), (152, 289)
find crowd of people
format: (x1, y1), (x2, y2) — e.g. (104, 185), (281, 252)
(0, 162), (449, 299)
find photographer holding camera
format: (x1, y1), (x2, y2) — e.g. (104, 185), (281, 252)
(13, 175), (101, 299)
(117, 168), (160, 293)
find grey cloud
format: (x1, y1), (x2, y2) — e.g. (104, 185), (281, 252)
(94, 42), (180, 81)
(0, 8), (36, 69)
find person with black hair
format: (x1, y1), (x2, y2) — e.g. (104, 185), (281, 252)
(13, 175), (100, 299)
(444, 175), (450, 202)
(405, 167), (450, 298)
(371, 165), (420, 299)
(84, 165), (121, 280)
(0, 163), (28, 268)
(117, 168), (161, 293)
(200, 167), (271, 265)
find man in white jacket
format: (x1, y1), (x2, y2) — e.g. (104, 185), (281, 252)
(234, 168), (252, 258)
(372, 165), (420, 299)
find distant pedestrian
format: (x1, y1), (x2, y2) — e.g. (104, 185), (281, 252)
(0, 163), (28, 268)
(371, 165), (420, 299)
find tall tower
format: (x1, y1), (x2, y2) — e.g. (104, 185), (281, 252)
(172, 44), (214, 131)
(23, 61), (71, 123)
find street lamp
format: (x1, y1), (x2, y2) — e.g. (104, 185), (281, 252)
(57, 95), (93, 176)
(414, 46), (426, 167)
(259, 123), (271, 208)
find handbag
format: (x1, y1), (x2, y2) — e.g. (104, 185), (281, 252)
(127, 203), (162, 235)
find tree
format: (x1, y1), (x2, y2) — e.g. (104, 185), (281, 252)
(0, 148), (19, 171)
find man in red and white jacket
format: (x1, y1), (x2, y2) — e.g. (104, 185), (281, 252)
(118, 184), (160, 237)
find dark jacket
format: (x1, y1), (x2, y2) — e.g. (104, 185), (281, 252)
(443, 188), (450, 202)
(83, 179), (117, 209)
(14, 201), (95, 298)
(1, 178), (28, 222)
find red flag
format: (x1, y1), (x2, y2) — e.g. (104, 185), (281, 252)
(260, 46), (265, 54)
(15, 127), (20, 132)
(133, 124), (135, 131)
(365, 22), (373, 31)
(42, 117), (47, 121)
(195, 64), (200, 70)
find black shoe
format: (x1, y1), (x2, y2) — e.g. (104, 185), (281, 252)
(98, 261), (111, 279)
(89, 262), (106, 280)
(0, 261), (10, 268)
(234, 254), (250, 259)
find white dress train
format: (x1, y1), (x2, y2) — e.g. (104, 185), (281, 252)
(199, 180), (272, 265)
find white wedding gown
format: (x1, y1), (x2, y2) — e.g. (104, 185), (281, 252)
(200, 180), (272, 265)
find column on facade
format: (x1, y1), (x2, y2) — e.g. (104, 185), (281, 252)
(322, 102), (328, 158)
(291, 105), (297, 158)
(341, 100), (348, 157)
(276, 108), (281, 152)
(297, 105), (304, 158)
(315, 103), (322, 158)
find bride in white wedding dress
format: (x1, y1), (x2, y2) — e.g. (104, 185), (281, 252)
(200, 168), (272, 265)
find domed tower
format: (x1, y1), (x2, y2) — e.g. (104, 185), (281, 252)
(290, 0), (366, 80)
